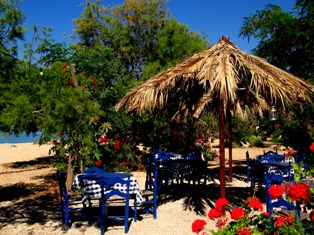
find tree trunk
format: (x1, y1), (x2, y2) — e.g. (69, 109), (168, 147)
(65, 155), (75, 193)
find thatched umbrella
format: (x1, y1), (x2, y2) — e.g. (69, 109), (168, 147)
(116, 36), (314, 204)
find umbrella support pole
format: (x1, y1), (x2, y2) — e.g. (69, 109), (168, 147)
(227, 111), (232, 182)
(219, 100), (226, 215)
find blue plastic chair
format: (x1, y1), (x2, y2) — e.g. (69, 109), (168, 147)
(57, 171), (90, 229)
(78, 173), (131, 234)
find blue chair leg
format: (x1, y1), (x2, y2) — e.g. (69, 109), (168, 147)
(124, 201), (130, 233)
(134, 200), (138, 222)
(100, 198), (105, 235)
(64, 201), (70, 229)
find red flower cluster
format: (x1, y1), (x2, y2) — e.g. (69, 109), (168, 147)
(215, 218), (228, 230)
(288, 183), (311, 203)
(268, 185), (285, 199)
(191, 219), (207, 234)
(207, 198), (229, 230)
(92, 77), (97, 85)
(264, 212), (270, 217)
(274, 215), (293, 227)
(114, 139), (121, 151)
(231, 208), (246, 220)
(99, 136), (108, 143)
(95, 160), (102, 167)
(215, 197), (229, 211)
(310, 210), (314, 222)
(208, 208), (222, 220)
(237, 226), (252, 235)
(246, 196), (263, 211)
(93, 116), (100, 123)
(310, 142), (314, 153)
(284, 150), (295, 158)
(120, 161), (127, 169)
(62, 63), (68, 70)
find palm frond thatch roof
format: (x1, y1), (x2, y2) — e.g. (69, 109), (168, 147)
(116, 37), (314, 119)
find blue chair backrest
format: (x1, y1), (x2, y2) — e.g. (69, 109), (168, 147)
(264, 173), (299, 218)
(257, 154), (285, 163)
(83, 166), (106, 174)
(77, 173), (131, 234)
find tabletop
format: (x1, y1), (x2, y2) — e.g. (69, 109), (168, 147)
(72, 172), (143, 203)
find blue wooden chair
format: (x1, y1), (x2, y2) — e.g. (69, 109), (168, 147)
(264, 173), (300, 219)
(134, 157), (158, 221)
(134, 158), (159, 222)
(57, 171), (90, 229)
(78, 173), (131, 234)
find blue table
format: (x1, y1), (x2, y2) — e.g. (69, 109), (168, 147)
(150, 150), (208, 191)
(72, 172), (143, 203)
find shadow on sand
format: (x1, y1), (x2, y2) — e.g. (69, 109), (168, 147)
(0, 157), (263, 231)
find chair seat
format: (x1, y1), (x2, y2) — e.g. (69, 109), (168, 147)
(106, 198), (127, 207)
(141, 189), (154, 197)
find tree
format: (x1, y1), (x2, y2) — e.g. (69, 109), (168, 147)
(0, 0), (25, 131)
(0, 0), (24, 75)
(74, 0), (170, 80)
(239, 0), (314, 82)
(73, 0), (210, 159)
(142, 18), (209, 80)
(239, 0), (314, 152)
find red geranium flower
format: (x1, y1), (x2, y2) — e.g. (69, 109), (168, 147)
(215, 218), (228, 230)
(284, 150), (295, 157)
(310, 142), (314, 153)
(62, 63), (67, 70)
(231, 208), (246, 220)
(310, 210), (314, 222)
(288, 183), (311, 202)
(114, 139), (121, 151)
(237, 226), (252, 235)
(99, 136), (108, 143)
(208, 208), (222, 220)
(191, 219), (207, 234)
(95, 160), (102, 167)
(264, 212), (270, 217)
(92, 77), (97, 85)
(246, 196), (263, 211)
(120, 161), (127, 169)
(268, 185), (285, 199)
(215, 198), (229, 211)
(275, 216), (293, 227)
(93, 116), (100, 123)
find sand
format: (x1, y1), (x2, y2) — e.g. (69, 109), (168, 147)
(0, 142), (286, 235)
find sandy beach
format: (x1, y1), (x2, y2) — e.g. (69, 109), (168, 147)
(0, 142), (286, 234)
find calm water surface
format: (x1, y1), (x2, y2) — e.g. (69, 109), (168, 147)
(0, 132), (42, 144)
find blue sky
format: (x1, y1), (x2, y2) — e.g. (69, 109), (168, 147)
(21, 0), (295, 53)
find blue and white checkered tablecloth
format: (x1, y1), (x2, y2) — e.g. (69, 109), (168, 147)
(72, 173), (143, 203)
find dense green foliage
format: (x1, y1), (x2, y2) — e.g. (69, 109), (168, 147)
(240, 0), (314, 152)
(0, 0), (210, 184)
(0, 0), (313, 183)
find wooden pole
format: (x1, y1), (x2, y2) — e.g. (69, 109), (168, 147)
(227, 110), (232, 182)
(219, 100), (226, 215)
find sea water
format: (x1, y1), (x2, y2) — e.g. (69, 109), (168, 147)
(0, 132), (42, 144)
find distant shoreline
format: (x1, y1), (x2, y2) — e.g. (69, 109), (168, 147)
(0, 131), (42, 144)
